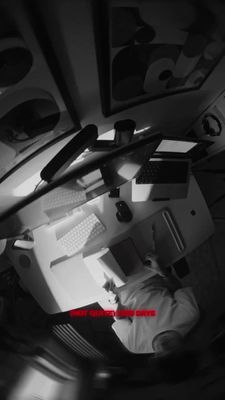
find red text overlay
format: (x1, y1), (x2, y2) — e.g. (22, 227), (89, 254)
(69, 309), (156, 318)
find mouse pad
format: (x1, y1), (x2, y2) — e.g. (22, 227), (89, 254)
(110, 237), (144, 277)
(128, 208), (186, 268)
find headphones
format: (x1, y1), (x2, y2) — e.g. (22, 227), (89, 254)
(202, 113), (222, 137)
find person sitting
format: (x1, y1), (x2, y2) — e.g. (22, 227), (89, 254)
(104, 243), (200, 356)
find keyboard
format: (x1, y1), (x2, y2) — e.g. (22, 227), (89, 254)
(57, 213), (106, 256)
(43, 184), (87, 212)
(136, 160), (189, 184)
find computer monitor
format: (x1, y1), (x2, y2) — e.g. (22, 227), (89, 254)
(0, 131), (162, 237)
(155, 139), (198, 154)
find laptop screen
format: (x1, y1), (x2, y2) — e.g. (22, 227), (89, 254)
(155, 139), (198, 154)
(137, 159), (190, 184)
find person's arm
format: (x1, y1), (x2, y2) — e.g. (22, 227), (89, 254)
(112, 318), (132, 346)
(103, 280), (132, 321)
(112, 299), (133, 321)
(159, 266), (182, 293)
(145, 225), (182, 293)
(105, 290), (133, 350)
(173, 287), (200, 333)
(174, 287), (200, 315)
(145, 253), (181, 293)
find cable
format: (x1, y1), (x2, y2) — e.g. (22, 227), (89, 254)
(209, 192), (225, 208)
(34, 179), (43, 192)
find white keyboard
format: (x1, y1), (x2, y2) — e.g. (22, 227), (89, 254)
(57, 213), (106, 256)
(43, 184), (86, 212)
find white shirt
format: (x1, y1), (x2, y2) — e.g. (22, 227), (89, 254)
(112, 279), (200, 354)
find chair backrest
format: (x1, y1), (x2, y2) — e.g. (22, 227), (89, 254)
(184, 306), (205, 348)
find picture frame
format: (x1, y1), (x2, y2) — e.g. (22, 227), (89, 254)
(93, 0), (225, 116)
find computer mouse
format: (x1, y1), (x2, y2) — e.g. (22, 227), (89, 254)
(115, 201), (133, 223)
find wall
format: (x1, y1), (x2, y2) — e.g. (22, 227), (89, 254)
(1, 0), (225, 194)
(36, 0), (225, 136)
(0, 132), (76, 197)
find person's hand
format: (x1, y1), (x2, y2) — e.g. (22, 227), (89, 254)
(102, 278), (117, 293)
(107, 291), (118, 305)
(102, 279), (119, 304)
(144, 252), (172, 278)
(144, 224), (163, 274)
(144, 224), (168, 277)
(144, 252), (164, 276)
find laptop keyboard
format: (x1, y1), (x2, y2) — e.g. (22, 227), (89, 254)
(43, 184), (86, 212)
(136, 160), (189, 184)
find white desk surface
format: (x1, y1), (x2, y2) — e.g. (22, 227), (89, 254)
(6, 175), (214, 314)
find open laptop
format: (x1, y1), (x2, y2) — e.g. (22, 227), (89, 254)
(132, 158), (191, 201)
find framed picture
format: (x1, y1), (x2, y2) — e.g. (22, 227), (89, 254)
(94, 0), (225, 116)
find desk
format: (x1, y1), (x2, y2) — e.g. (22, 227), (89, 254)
(6, 175), (214, 314)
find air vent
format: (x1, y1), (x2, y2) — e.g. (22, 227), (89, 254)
(52, 324), (106, 360)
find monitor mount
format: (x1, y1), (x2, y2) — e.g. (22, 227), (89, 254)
(40, 119), (136, 183)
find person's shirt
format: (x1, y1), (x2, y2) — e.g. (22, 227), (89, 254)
(112, 279), (200, 354)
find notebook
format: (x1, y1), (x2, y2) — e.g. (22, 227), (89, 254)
(132, 158), (191, 201)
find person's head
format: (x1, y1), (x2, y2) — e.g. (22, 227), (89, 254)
(152, 330), (184, 356)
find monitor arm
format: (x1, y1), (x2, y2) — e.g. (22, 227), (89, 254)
(40, 124), (98, 183)
(40, 120), (136, 183)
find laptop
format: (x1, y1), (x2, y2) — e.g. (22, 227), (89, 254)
(132, 158), (191, 201)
